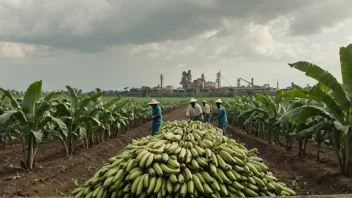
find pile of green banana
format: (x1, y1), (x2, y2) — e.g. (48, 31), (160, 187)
(72, 120), (296, 198)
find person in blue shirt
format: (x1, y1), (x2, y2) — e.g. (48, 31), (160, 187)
(148, 99), (162, 136)
(211, 99), (227, 135)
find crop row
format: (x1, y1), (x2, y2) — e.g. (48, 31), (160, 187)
(224, 44), (352, 177)
(0, 83), (187, 170)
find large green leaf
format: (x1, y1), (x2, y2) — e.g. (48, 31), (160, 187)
(112, 99), (132, 112)
(37, 116), (51, 130)
(339, 44), (352, 98)
(0, 110), (17, 124)
(31, 130), (43, 144)
(34, 100), (51, 123)
(49, 116), (68, 137)
(14, 111), (28, 126)
(294, 122), (325, 138)
(237, 108), (266, 121)
(333, 120), (350, 134)
(78, 126), (87, 138)
(0, 89), (20, 109)
(22, 80), (42, 122)
(66, 86), (79, 109)
(308, 85), (344, 122)
(255, 94), (277, 116)
(289, 61), (351, 111)
(292, 83), (307, 92)
(55, 103), (71, 116)
(79, 92), (104, 109)
(103, 96), (122, 109)
(43, 92), (61, 101)
(279, 89), (308, 99)
(0, 110), (27, 127)
(279, 105), (334, 124)
(317, 82), (332, 93)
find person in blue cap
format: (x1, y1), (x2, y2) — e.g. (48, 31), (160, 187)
(212, 99), (227, 135)
(148, 99), (162, 136)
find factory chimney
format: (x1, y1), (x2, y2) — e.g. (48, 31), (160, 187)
(187, 70), (192, 84)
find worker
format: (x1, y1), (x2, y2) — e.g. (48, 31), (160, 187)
(202, 100), (211, 123)
(148, 99), (162, 136)
(211, 99), (227, 135)
(186, 98), (203, 121)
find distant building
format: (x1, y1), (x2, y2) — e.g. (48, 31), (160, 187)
(163, 85), (174, 92)
(174, 88), (186, 93)
(217, 87), (230, 94)
(204, 81), (216, 89)
(180, 70), (217, 92)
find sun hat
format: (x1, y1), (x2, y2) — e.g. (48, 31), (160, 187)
(190, 98), (197, 103)
(215, 98), (222, 104)
(148, 99), (160, 104)
(203, 100), (206, 102)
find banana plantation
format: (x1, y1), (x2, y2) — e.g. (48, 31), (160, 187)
(0, 44), (351, 197)
(226, 44), (352, 177)
(0, 84), (186, 170)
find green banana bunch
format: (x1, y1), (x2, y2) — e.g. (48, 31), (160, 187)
(72, 120), (296, 198)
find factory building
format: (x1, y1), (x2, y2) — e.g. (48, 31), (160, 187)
(180, 70), (217, 93)
(179, 70), (278, 94)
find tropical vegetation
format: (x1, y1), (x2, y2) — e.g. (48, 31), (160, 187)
(225, 44), (352, 177)
(0, 84), (186, 170)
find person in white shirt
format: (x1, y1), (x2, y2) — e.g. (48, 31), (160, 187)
(186, 98), (203, 121)
(202, 100), (211, 123)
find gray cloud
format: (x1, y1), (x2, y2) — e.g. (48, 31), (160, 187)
(0, 0), (309, 52)
(287, 0), (352, 36)
(0, 0), (350, 92)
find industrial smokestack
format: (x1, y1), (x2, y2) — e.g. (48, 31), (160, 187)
(187, 70), (192, 83)
(251, 78), (254, 85)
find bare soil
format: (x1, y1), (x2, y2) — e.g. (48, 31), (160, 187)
(0, 107), (350, 197)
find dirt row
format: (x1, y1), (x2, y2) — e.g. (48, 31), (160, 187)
(0, 106), (351, 197)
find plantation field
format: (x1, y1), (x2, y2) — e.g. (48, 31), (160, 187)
(1, 45), (352, 197)
(0, 106), (351, 197)
(0, 91), (351, 196)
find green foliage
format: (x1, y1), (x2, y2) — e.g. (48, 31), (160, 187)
(226, 43), (352, 177)
(0, 84), (187, 170)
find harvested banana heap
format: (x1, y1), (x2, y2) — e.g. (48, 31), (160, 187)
(72, 120), (296, 198)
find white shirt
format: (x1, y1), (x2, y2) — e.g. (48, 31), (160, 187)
(202, 104), (210, 113)
(186, 103), (203, 117)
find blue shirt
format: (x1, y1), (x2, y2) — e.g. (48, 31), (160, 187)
(218, 105), (227, 123)
(152, 106), (162, 123)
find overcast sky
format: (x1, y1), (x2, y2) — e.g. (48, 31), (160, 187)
(1, 0), (352, 91)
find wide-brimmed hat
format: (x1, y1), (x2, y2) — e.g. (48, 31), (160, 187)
(215, 99), (222, 104)
(190, 98), (197, 103)
(203, 100), (206, 103)
(148, 99), (160, 105)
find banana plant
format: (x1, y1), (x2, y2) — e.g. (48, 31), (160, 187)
(0, 81), (67, 170)
(230, 94), (284, 144)
(50, 86), (105, 156)
(280, 43), (352, 176)
(93, 97), (132, 143)
(277, 89), (328, 153)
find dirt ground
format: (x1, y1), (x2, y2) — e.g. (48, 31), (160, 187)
(0, 106), (351, 197)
